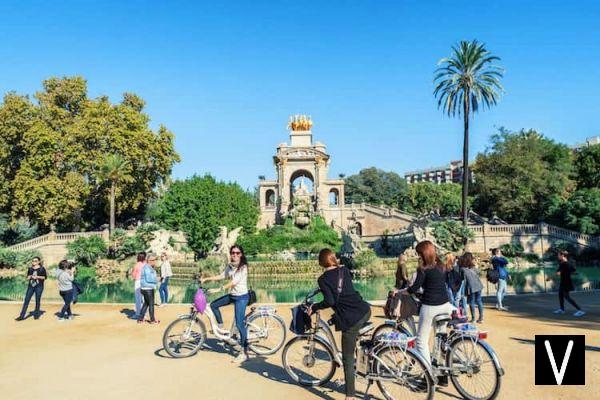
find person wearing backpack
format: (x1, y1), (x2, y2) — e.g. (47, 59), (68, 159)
(461, 253), (484, 323)
(490, 248), (511, 311)
(552, 251), (585, 317)
(308, 248), (370, 400)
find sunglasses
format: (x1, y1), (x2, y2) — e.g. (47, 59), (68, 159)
(230, 251), (242, 255)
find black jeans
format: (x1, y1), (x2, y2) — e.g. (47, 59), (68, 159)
(341, 309), (371, 397)
(559, 287), (580, 311)
(19, 284), (44, 318)
(139, 289), (156, 321)
(59, 290), (73, 318)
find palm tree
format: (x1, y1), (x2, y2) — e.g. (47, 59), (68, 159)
(95, 154), (132, 233)
(434, 40), (504, 226)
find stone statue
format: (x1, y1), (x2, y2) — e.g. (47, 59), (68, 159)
(211, 226), (242, 257)
(341, 227), (362, 254)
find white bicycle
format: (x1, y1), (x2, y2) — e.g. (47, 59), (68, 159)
(162, 286), (287, 358)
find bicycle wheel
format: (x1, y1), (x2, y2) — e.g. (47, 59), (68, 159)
(375, 346), (434, 400)
(446, 338), (502, 400)
(162, 315), (207, 358)
(282, 336), (337, 387)
(247, 313), (287, 355)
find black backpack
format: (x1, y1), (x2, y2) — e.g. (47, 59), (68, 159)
(486, 268), (500, 284)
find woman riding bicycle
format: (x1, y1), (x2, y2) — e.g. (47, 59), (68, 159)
(201, 244), (250, 363)
(308, 248), (371, 400)
(399, 240), (455, 368)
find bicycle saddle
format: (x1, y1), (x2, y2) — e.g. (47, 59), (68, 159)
(358, 322), (375, 335)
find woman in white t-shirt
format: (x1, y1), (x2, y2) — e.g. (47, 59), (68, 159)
(158, 252), (173, 306)
(201, 245), (250, 363)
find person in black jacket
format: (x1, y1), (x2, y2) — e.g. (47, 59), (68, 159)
(552, 251), (586, 317)
(15, 257), (47, 321)
(309, 248), (370, 400)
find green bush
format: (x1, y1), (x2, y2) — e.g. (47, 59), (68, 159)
(239, 217), (342, 255)
(354, 249), (387, 277)
(429, 220), (474, 252)
(110, 226), (156, 260)
(197, 256), (225, 275)
(66, 236), (108, 267)
(0, 248), (42, 270)
(500, 243), (524, 257)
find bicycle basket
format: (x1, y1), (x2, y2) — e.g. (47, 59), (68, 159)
(193, 288), (207, 313)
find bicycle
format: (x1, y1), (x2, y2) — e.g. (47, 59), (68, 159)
(373, 310), (504, 400)
(162, 286), (287, 358)
(281, 289), (435, 400)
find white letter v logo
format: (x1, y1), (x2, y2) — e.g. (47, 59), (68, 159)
(545, 340), (574, 385)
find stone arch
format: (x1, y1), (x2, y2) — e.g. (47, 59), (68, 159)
(329, 188), (339, 206)
(265, 189), (275, 208)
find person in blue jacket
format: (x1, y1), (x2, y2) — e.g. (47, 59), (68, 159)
(491, 248), (511, 311)
(138, 254), (159, 324)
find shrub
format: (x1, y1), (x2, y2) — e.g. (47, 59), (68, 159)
(429, 220), (474, 252)
(197, 256), (225, 275)
(110, 226), (155, 260)
(66, 236), (108, 267)
(354, 249), (387, 277)
(0, 248), (42, 270)
(499, 243), (524, 257)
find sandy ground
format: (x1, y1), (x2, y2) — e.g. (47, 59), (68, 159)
(1, 292), (599, 400)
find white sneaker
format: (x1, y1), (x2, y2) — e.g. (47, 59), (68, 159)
(573, 310), (586, 317)
(553, 309), (565, 314)
(57, 317), (65, 321)
(499, 306), (509, 311)
(232, 352), (248, 363)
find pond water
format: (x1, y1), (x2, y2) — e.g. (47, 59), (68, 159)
(1, 266), (598, 304)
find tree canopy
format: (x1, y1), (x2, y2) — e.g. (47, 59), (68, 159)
(0, 76), (179, 230)
(574, 144), (600, 190)
(401, 182), (463, 217)
(344, 167), (408, 208)
(150, 175), (259, 255)
(472, 128), (574, 223)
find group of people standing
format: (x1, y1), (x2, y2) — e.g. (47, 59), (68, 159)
(15, 257), (78, 321)
(130, 251), (173, 324)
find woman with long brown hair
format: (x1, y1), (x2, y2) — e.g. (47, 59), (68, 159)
(400, 240), (454, 365)
(460, 252), (484, 323)
(308, 248), (370, 400)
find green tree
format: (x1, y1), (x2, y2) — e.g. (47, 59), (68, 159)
(473, 129), (575, 223)
(344, 167), (408, 207)
(549, 188), (600, 235)
(0, 76), (179, 230)
(401, 182), (463, 216)
(574, 144), (600, 189)
(434, 40), (504, 226)
(152, 175), (259, 255)
(95, 154), (132, 233)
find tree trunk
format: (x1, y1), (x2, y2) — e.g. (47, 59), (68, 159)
(109, 183), (116, 234)
(462, 92), (470, 227)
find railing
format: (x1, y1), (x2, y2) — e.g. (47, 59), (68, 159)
(6, 234), (51, 251)
(468, 223), (599, 248)
(7, 230), (108, 252)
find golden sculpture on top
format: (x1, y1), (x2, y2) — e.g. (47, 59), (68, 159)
(288, 114), (313, 131)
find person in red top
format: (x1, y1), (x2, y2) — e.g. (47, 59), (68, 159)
(130, 252), (146, 319)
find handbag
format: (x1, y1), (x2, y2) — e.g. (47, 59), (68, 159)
(384, 291), (402, 319)
(289, 305), (311, 335)
(400, 294), (420, 319)
(330, 267), (347, 332)
(248, 289), (257, 306)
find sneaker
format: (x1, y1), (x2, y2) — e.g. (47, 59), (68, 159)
(57, 317), (65, 322)
(476, 319), (483, 324)
(573, 310), (586, 317)
(137, 319), (145, 324)
(499, 306), (509, 311)
(553, 309), (565, 315)
(232, 352), (248, 363)
(495, 304), (500, 310)
(15, 316), (25, 321)
(148, 320), (161, 325)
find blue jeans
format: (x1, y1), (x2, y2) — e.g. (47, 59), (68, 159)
(447, 282), (467, 313)
(210, 293), (250, 349)
(496, 278), (507, 308)
(159, 277), (170, 304)
(59, 290), (74, 318)
(19, 284), (44, 318)
(469, 291), (483, 321)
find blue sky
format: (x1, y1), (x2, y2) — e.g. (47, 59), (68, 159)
(1, 1), (599, 190)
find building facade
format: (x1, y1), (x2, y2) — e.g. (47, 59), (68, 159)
(404, 160), (466, 184)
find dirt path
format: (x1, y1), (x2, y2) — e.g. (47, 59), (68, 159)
(1, 292), (598, 400)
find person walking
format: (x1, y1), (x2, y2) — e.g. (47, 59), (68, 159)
(15, 257), (47, 321)
(553, 251), (586, 317)
(131, 252), (146, 319)
(158, 252), (173, 306)
(461, 252), (484, 323)
(138, 254), (159, 324)
(394, 254), (409, 291)
(201, 245), (251, 363)
(400, 241), (455, 370)
(56, 260), (76, 321)
(444, 253), (462, 308)
(308, 248), (371, 400)
(491, 248), (511, 311)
